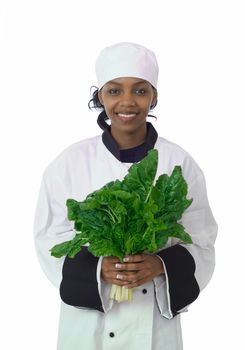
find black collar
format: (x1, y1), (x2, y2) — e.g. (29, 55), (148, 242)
(102, 122), (158, 163)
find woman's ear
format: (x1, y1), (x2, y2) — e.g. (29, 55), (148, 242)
(98, 90), (104, 106)
(151, 89), (158, 108)
(153, 89), (158, 103)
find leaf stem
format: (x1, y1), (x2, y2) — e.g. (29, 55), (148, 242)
(101, 208), (116, 223)
(144, 185), (153, 203)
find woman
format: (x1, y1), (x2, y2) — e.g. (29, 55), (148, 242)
(34, 42), (217, 349)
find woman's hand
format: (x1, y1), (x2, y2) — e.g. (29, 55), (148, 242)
(101, 254), (164, 288)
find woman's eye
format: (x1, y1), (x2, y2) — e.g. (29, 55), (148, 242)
(108, 89), (120, 95)
(135, 89), (146, 95)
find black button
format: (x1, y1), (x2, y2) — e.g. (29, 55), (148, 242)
(109, 332), (115, 338)
(142, 289), (147, 294)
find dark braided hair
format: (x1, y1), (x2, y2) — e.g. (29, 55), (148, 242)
(88, 86), (158, 131)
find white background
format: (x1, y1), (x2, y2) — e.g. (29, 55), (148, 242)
(0, 0), (244, 348)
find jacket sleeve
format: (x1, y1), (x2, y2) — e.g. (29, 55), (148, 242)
(34, 175), (71, 288)
(34, 172), (105, 311)
(154, 171), (217, 318)
(60, 247), (104, 312)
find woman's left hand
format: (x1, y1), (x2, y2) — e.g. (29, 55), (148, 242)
(114, 253), (165, 289)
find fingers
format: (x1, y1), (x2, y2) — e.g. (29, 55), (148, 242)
(115, 262), (141, 272)
(113, 254), (146, 273)
(102, 255), (146, 276)
(101, 254), (164, 287)
(103, 256), (121, 265)
(101, 256), (120, 272)
(103, 272), (129, 287)
(101, 257), (128, 285)
(123, 254), (145, 263)
(111, 277), (129, 286)
(114, 254), (151, 272)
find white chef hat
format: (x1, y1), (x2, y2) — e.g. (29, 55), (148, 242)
(95, 42), (159, 89)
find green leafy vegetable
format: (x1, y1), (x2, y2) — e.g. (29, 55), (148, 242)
(50, 149), (193, 302)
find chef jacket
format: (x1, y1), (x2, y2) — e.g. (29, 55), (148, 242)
(34, 123), (217, 350)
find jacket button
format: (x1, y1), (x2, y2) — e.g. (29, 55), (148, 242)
(142, 288), (147, 294)
(109, 332), (115, 338)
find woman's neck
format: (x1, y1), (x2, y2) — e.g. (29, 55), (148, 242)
(111, 125), (147, 150)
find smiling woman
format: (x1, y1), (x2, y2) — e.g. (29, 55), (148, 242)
(34, 42), (217, 350)
(98, 77), (158, 149)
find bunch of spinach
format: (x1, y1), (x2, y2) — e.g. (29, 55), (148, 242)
(50, 149), (193, 301)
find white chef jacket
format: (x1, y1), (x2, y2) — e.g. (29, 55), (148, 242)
(34, 134), (217, 350)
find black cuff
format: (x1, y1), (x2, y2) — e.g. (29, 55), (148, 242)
(157, 245), (200, 315)
(60, 247), (104, 312)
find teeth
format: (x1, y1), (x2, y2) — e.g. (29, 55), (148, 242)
(118, 113), (136, 118)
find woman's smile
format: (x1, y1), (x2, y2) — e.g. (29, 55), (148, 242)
(116, 112), (139, 121)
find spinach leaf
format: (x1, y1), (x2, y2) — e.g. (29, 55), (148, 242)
(122, 148), (157, 202)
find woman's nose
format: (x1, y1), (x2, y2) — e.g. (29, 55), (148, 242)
(118, 92), (136, 106)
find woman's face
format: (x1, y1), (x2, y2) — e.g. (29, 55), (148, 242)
(98, 77), (157, 142)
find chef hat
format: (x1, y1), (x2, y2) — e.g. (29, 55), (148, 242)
(95, 42), (159, 89)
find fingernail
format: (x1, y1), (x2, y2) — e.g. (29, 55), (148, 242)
(123, 257), (130, 262)
(115, 263), (122, 269)
(116, 274), (123, 280)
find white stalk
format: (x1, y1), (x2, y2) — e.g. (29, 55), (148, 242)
(110, 284), (133, 302)
(109, 284), (117, 299)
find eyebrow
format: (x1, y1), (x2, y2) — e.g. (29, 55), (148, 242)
(106, 80), (149, 86)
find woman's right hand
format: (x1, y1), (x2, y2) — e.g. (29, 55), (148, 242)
(101, 257), (129, 286)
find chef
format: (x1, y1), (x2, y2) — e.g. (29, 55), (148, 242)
(34, 42), (217, 350)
